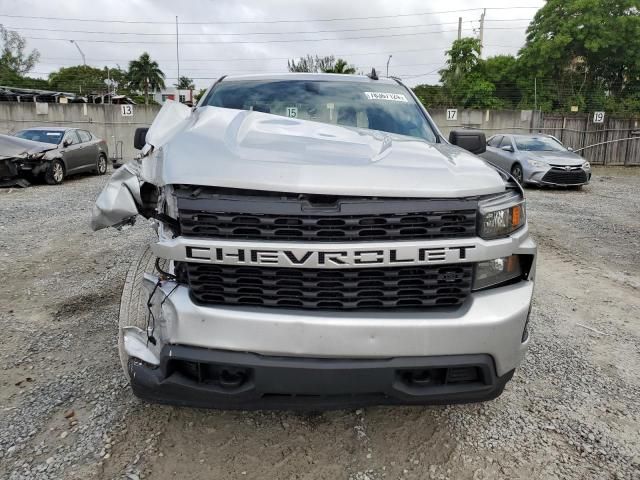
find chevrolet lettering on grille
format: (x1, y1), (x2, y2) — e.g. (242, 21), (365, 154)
(185, 245), (476, 268)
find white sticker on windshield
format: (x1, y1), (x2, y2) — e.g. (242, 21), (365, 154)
(46, 132), (60, 136)
(364, 92), (408, 102)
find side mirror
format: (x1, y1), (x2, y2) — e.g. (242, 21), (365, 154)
(133, 127), (149, 150)
(567, 146), (574, 152)
(501, 145), (514, 153)
(449, 130), (486, 155)
(63, 139), (71, 147)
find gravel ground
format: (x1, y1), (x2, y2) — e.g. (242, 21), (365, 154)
(0, 167), (638, 480)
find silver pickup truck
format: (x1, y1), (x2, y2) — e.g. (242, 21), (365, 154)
(92, 73), (536, 409)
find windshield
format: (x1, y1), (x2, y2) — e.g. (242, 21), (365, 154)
(205, 79), (437, 142)
(515, 136), (566, 152)
(15, 130), (63, 145)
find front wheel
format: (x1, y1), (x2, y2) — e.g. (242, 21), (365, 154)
(45, 159), (65, 185)
(511, 163), (524, 185)
(118, 246), (168, 380)
(96, 154), (108, 175)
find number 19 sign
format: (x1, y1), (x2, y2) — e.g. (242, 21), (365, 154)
(593, 111), (605, 124)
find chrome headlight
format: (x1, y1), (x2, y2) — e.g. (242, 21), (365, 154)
(478, 191), (526, 240)
(527, 158), (547, 168)
(473, 255), (522, 290)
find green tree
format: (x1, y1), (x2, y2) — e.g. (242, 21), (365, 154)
(288, 55), (319, 72)
(105, 66), (128, 91)
(412, 84), (448, 108)
(0, 26), (39, 75)
(518, 0), (640, 111)
(175, 76), (195, 89)
(322, 58), (356, 74)
(287, 55), (355, 74)
(127, 52), (165, 105)
(482, 55), (521, 108)
(194, 88), (207, 103)
(439, 38), (501, 108)
(440, 38), (482, 82)
(48, 65), (107, 94)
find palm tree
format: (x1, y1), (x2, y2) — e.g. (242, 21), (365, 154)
(324, 58), (356, 74)
(127, 52), (165, 105)
(175, 76), (195, 90)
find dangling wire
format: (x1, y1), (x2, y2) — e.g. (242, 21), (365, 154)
(155, 257), (176, 280)
(145, 279), (162, 346)
(146, 279), (179, 346)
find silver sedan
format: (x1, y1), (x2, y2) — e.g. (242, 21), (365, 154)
(480, 134), (591, 187)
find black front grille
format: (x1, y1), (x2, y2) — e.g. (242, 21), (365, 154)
(541, 168), (587, 185)
(175, 188), (477, 242)
(183, 263), (474, 310)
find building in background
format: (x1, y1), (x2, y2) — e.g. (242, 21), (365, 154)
(152, 88), (194, 105)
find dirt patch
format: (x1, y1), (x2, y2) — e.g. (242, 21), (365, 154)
(53, 287), (121, 320)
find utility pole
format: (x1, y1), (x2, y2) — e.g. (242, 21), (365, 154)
(386, 55), (392, 77)
(175, 16), (180, 87)
(458, 17), (462, 40)
(479, 9), (486, 58)
(69, 40), (86, 65)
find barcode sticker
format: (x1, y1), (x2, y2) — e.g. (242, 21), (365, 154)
(364, 92), (408, 102)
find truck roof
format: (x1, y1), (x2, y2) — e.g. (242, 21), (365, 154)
(221, 72), (399, 85)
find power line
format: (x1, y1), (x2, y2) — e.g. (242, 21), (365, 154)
(0, 7), (540, 25)
(27, 62), (445, 77)
(0, 20), (488, 36)
(36, 46), (463, 64)
(21, 26), (527, 45)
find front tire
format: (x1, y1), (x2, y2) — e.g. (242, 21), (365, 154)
(511, 163), (524, 185)
(96, 154), (108, 175)
(45, 159), (65, 185)
(118, 246), (168, 380)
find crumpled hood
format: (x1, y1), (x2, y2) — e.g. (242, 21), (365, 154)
(525, 150), (585, 166)
(0, 134), (56, 159)
(149, 106), (507, 198)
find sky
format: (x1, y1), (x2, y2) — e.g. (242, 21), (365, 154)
(0, 0), (546, 89)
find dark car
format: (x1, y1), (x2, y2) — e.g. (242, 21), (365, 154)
(2, 127), (109, 185)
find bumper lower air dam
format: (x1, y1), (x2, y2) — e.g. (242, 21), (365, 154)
(129, 347), (514, 410)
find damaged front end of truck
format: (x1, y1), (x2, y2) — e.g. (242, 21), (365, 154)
(91, 78), (535, 409)
(91, 100), (192, 373)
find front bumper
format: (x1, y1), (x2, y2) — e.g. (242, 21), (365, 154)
(525, 166), (591, 186)
(125, 228), (535, 408)
(129, 347), (515, 409)
(131, 276), (533, 377)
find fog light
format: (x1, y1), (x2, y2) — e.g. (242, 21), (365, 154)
(473, 255), (521, 290)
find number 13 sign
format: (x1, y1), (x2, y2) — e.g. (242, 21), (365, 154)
(121, 105), (134, 117)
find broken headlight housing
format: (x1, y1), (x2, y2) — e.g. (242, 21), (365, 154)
(478, 191), (525, 239)
(473, 255), (522, 291)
